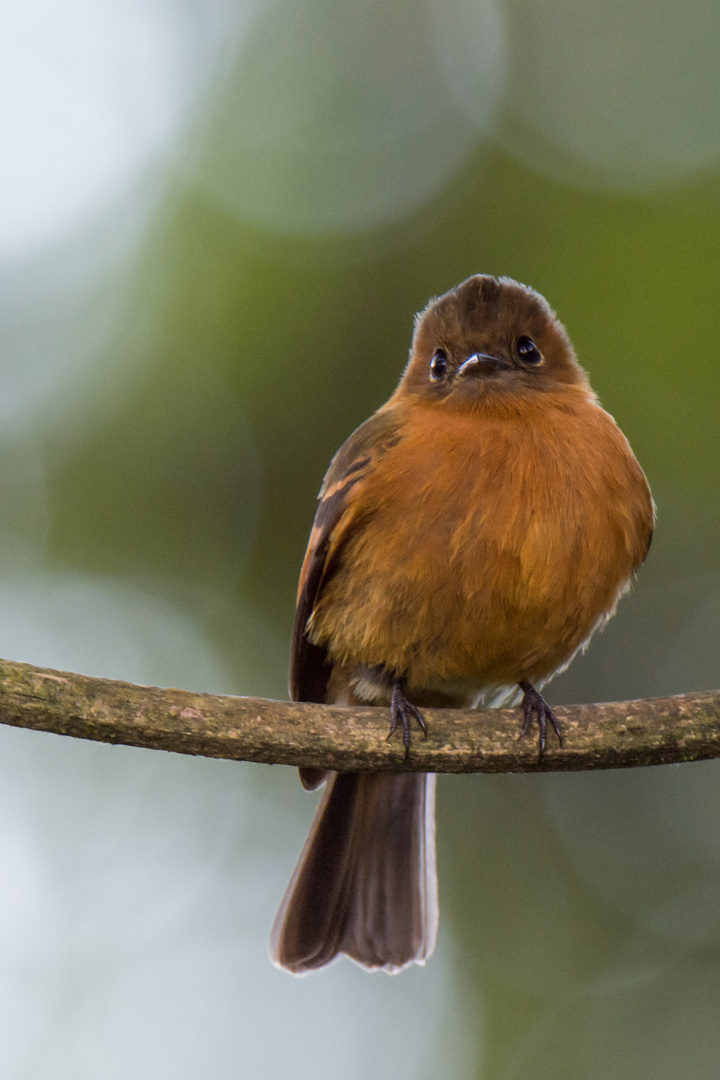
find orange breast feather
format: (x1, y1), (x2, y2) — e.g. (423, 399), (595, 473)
(308, 387), (653, 698)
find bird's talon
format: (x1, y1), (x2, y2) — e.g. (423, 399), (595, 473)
(389, 682), (426, 758)
(518, 681), (561, 760)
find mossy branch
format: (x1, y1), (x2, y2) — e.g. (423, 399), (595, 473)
(0, 656), (717, 772)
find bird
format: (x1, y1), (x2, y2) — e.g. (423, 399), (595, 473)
(270, 274), (654, 976)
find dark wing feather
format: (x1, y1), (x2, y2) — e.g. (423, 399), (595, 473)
(290, 408), (402, 704)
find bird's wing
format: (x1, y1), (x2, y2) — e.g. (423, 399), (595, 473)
(290, 407), (402, 704)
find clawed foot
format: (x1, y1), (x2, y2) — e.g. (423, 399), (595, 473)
(518, 681), (562, 758)
(389, 681), (427, 759)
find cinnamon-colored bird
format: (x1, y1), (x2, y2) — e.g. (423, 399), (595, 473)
(270, 275), (654, 975)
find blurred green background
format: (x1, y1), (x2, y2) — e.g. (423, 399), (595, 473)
(2, 0), (720, 1075)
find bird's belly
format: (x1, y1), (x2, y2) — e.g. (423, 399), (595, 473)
(311, 480), (635, 697)
(309, 400), (651, 699)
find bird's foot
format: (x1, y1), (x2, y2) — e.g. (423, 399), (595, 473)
(388, 682), (427, 759)
(518, 681), (562, 759)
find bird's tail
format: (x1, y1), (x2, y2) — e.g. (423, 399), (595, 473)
(270, 771), (438, 974)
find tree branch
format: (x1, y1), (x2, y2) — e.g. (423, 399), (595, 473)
(0, 656), (717, 773)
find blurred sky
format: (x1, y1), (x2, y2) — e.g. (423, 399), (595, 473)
(1, 0), (720, 1076)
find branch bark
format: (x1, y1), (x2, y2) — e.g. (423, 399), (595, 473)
(0, 657), (717, 773)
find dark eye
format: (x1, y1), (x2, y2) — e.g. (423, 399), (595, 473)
(430, 349), (448, 381)
(516, 336), (542, 365)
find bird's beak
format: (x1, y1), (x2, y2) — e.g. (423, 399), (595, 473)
(457, 353), (509, 376)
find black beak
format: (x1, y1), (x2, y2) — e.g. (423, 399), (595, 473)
(457, 352), (509, 376)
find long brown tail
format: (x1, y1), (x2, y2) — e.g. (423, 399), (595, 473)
(270, 772), (438, 974)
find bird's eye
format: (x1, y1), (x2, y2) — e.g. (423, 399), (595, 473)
(516, 336), (543, 366)
(430, 350), (448, 381)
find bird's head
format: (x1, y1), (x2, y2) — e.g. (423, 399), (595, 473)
(395, 275), (589, 409)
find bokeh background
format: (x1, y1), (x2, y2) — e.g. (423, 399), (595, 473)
(2, 0), (720, 1075)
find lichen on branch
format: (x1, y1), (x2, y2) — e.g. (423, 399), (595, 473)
(0, 657), (717, 773)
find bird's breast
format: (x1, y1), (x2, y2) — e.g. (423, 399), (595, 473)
(310, 392), (653, 696)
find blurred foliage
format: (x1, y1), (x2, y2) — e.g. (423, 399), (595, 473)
(2, 0), (720, 1074)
